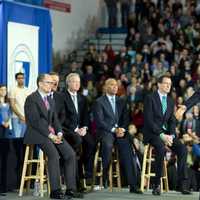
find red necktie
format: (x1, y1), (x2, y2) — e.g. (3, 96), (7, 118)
(43, 96), (49, 110)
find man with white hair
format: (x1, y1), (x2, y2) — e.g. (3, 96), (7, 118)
(62, 73), (95, 192)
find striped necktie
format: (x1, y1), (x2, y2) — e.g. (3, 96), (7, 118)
(43, 96), (50, 110)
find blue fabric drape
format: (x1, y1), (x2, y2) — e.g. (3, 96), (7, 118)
(0, 0), (52, 84)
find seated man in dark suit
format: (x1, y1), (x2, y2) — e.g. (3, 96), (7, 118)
(49, 72), (66, 126)
(62, 73), (95, 191)
(93, 78), (141, 193)
(143, 75), (191, 195)
(24, 74), (83, 199)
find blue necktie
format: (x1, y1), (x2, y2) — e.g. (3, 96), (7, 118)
(110, 97), (115, 114)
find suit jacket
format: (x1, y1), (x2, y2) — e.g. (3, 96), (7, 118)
(52, 91), (65, 125)
(62, 90), (89, 134)
(24, 90), (62, 144)
(93, 95), (129, 136)
(185, 89), (200, 110)
(143, 91), (176, 143)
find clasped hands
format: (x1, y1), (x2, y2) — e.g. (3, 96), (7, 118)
(48, 133), (63, 144)
(76, 127), (87, 136)
(160, 133), (173, 146)
(175, 105), (187, 121)
(48, 126), (63, 144)
(115, 127), (125, 138)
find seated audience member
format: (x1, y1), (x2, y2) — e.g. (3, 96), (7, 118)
(144, 75), (191, 195)
(62, 73), (96, 191)
(24, 74), (83, 199)
(93, 78), (142, 193)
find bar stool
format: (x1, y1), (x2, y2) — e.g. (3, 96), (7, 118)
(140, 144), (169, 193)
(19, 144), (50, 197)
(92, 143), (103, 190)
(92, 142), (121, 191)
(108, 144), (121, 192)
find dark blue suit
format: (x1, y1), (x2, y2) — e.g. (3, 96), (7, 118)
(93, 95), (138, 188)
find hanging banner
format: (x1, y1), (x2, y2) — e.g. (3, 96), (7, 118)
(44, 0), (71, 12)
(7, 22), (39, 91)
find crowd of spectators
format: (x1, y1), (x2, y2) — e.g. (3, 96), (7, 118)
(1, 0), (200, 195)
(55, 0), (200, 192)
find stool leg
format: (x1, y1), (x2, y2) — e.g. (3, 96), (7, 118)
(92, 143), (100, 190)
(19, 146), (30, 196)
(116, 154), (121, 191)
(26, 145), (34, 193)
(146, 146), (153, 190)
(39, 150), (44, 197)
(140, 145), (148, 192)
(99, 158), (103, 189)
(162, 160), (169, 192)
(109, 160), (113, 192)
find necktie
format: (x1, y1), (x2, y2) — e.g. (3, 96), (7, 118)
(161, 95), (167, 130)
(43, 96), (49, 110)
(161, 96), (167, 114)
(110, 97), (115, 114)
(72, 95), (78, 113)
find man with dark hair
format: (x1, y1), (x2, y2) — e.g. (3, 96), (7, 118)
(24, 74), (83, 199)
(93, 78), (142, 193)
(143, 75), (191, 195)
(9, 72), (31, 138)
(49, 72), (65, 124)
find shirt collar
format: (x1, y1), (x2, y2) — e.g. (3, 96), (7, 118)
(106, 94), (116, 101)
(68, 89), (77, 97)
(157, 90), (167, 101)
(38, 89), (49, 99)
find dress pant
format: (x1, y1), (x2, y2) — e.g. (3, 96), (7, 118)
(100, 133), (138, 187)
(149, 135), (188, 185)
(39, 138), (76, 191)
(64, 132), (96, 180)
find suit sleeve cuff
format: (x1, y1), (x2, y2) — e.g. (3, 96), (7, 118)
(48, 133), (55, 140)
(111, 127), (116, 133)
(74, 127), (79, 132)
(57, 132), (63, 137)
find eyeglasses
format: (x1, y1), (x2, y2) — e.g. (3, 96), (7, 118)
(42, 81), (54, 85)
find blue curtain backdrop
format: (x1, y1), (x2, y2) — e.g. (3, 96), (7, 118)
(0, 0), (52, 84)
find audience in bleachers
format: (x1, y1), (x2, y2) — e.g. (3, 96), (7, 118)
(53, 0), (200, 192)
(2, 0), (200, 196)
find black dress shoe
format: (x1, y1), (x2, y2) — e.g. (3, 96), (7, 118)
(152, 185), (161, 195)
(78, 187), (88, 193)
(65, 189), (84, 198)
(181, 189), (192, 195)
(50, 189), (66, 199)
(129, 187), (143, 194)
(181, 180), (192, 195)
(103, 180), (108, 189)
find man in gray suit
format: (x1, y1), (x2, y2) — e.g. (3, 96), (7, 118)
(24, 74), (83, 199)
(93, 78), (142, 193)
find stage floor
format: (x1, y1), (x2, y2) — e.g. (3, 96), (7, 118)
(1, 188), (198, 200)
